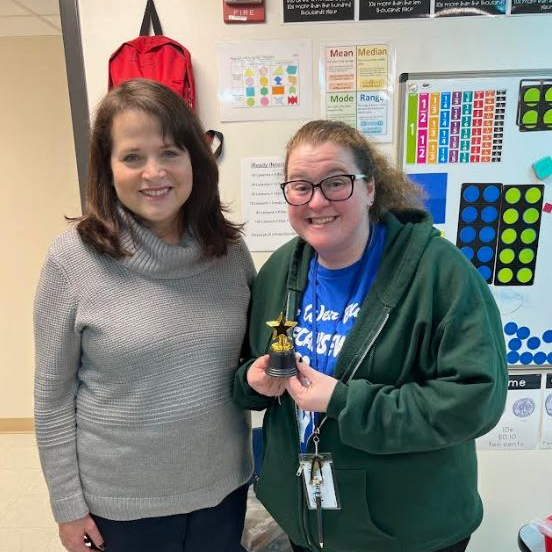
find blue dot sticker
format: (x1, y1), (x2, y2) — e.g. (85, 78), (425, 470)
(534, 352), (547, 365)
(477, 246), (494, 263)
(507, 351), (520, 364)
(483, 185), (500, 202)
(508, 338), (522, 351)
(478, 266), (492, 281)
(481, 206), (498, 223)
(543, 330), (552, 343)
(517, 326), (530, 340)
(460, 246), (474, 260)
(504, 322), (518, 335)
(479, 227), (496, 243)
(461, 206), (478, 223)
(520, 352), (534, 365)
(460, 227), (476, 243)
(463, 185), (480, 202)
(527, 337), (541, 350)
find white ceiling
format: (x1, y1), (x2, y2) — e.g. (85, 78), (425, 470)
(0, 0), (61, 37)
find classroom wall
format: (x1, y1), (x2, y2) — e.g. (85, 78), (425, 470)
(0, 36), (81, 422)
(77, 1), (552, 270)
(74, 3), (551, 551)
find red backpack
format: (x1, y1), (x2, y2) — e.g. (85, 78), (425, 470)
(108, 0), (195, 108)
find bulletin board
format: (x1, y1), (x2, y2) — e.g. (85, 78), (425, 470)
(398, 70), (552, 368)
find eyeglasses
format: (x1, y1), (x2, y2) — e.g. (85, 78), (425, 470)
(280, 174), (366, 206)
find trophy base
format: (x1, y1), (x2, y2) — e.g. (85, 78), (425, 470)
(266, 349), (297, 378)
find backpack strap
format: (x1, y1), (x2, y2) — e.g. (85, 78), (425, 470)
(140, 0), (163, 36)
(205, 130), (224, 160)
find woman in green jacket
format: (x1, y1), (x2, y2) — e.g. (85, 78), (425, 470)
(234, 120), (507, 552)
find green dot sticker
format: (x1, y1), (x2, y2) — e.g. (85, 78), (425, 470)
(499, 249), (515, 264)
(517, 268), (533, 284)
(544, 109), (552, 126)
(246, 97), (255, 107)
(520, 228), (537, 244)
(494, 183), (544, 287)
(505, 187), (521, 204)
(519, 248), (535, 264)
(522, 110), (538, 126)
(525, 187), (543, 204)
(524, 87), (540, 105)
(503, 208), (519, 224)
(523, 208), (540, 224)
(546, 87), (552, 102)
(501, 228), (517, 244)
(497, 268), (514, 283)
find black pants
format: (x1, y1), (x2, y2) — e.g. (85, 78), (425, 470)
(91, 484), (248, 552)
(290, 536), (470, 552)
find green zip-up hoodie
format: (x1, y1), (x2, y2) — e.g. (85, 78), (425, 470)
(234, 210), (507, 552)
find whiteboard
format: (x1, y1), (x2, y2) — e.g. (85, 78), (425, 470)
(398, 70), (552, 368)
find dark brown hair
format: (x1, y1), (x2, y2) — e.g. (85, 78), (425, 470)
(75, 78), (241, 258)
(284, 120), (426, 222)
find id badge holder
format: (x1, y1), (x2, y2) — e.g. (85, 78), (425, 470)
(298, 453), (341, 510)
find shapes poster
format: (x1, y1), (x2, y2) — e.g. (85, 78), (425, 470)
(400, 72), (552, 367)
(216, 39), (312, 122)
(320, 42), (395, 143)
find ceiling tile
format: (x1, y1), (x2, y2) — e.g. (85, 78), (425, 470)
(0, 14), (58, 36)
(42, 14), (61, 30)
(14, 0), (59, 15)
(0, 0), (27, 16)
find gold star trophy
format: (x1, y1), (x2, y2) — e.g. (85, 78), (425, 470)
(266, 312), (298, 377)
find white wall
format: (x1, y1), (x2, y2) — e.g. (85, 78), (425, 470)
(0, 36), (81, 421)
(76, 3), (552, 550)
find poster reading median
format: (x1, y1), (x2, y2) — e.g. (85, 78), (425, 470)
(320, 42), (395, 142)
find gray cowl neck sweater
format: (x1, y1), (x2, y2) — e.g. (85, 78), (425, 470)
(34, 210), (255, 522)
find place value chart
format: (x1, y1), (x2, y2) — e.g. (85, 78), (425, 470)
(399, 71), (552, 367)
(405, 88), (505, 165)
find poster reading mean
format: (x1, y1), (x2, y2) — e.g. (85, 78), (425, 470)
(320, 42), (395, 142)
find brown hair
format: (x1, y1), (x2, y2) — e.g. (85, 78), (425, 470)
(75, 78), (241, 258)
(284, 120), (426, 222)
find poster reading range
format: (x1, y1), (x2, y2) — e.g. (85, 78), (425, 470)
(320, 43), (395, 143)
(541, 374), (552, 448)
(477, 374), (542, 450)
(216, 40), (312, 122)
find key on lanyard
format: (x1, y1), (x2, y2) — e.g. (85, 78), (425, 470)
(311, 428), (324, 548)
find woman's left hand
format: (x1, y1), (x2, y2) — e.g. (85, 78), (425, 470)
(286, 360), (338, 413)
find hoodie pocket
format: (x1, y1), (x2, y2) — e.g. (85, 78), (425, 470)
(314, 468), (400, 552)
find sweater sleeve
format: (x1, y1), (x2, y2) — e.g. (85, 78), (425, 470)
(34, 254), (89, 522)
(326, 296), (508, 454)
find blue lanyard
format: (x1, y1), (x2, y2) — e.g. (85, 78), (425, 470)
(310, 225), (374, 375)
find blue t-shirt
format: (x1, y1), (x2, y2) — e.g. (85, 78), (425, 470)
(293, 223), (387, 451)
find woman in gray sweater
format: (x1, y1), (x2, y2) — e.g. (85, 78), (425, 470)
(34, 79), (255, 552)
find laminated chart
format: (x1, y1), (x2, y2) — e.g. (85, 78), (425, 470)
(405, 89), (505, 164)
(216, 39), (312, 122)
(231, 61), (299, 108)
(516, 79), (552, 132)
(399, 71), (552, 367)
(455, 183), (544, 286)
(320, 43), (395, 142)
